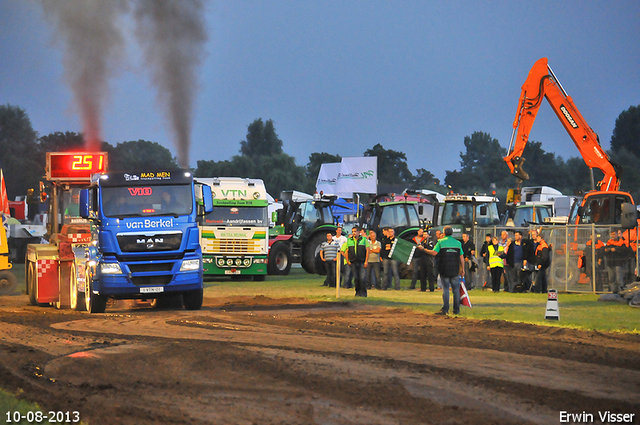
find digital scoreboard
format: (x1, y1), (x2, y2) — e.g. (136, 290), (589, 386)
(46, 152), (108, 181)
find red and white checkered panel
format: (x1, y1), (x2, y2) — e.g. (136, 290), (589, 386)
(37, 259), (57, 279)
(68, 233), (92, 243)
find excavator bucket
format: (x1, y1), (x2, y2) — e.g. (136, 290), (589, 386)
(510, 156), (529, 181)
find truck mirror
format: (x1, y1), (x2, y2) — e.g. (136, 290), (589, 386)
(480, 206), (487, 215)
(418, 205), (424, 215)
(79, 189), (90, 218)
(620, 203), (637, 229)
(202, 184), (213, 214)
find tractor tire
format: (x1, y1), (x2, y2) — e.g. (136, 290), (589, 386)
(183, 288), (203, 310)
(268, 242), (292, 275)
(302, 234), (326, 275)
(0, 270), (17, 296)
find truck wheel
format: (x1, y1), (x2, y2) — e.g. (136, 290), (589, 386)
(183, 288), (203, 310)
(70, 265), (86, 311)
(302, 234), (325, 275)
(85, 271), (106, 314)
(151, 294), (183, 309)
(268, 243), (292, 275)
(0, 270), (17, 296)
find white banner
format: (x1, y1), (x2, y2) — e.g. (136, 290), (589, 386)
(335, 157), (377, 197)
(315, 163), (341, 195)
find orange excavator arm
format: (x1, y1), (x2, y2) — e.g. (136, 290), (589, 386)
(504, 57), (621, 191)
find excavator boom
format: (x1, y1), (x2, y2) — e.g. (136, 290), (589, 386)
(504, 58), (620, 191)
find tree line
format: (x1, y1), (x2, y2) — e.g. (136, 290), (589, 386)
(1, 103), (638, 203)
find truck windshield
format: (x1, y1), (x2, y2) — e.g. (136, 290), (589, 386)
(202, 206), (268, 227)
(513, 206), (552, 226)
(441, 202), (474, 226)
(102, 185), (193, 217)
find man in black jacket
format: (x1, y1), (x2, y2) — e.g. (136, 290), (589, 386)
(342, 226), (369, 297)
(461, 232), (476, 290)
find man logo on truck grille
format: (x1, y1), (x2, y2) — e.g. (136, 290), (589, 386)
(137, 237), (164, 249)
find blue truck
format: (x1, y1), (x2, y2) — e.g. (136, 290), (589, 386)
(77, 170), (213, 313)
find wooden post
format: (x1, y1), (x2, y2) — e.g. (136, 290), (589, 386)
(336, 251), (341, 299)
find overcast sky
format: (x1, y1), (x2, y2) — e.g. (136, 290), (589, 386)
(2, 1), (639, 186)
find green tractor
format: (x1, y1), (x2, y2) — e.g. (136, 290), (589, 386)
(268, 191), (337, 275)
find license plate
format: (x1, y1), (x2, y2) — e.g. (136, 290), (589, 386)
(140, 286), (164, 293)
(224, 270), (241, 275)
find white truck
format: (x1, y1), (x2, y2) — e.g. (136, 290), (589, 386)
(195, 177), (269, 281)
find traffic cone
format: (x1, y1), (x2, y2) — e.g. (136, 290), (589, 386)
(545, 289), (559, 320)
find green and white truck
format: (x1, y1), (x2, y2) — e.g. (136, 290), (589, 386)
(196, 177), (269, 281)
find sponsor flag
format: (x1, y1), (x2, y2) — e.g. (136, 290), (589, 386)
(389, 238), (416, 265)
(460, 278), (472, 308)
(315, 162), (341, 195)
(335, 157), (377, 197)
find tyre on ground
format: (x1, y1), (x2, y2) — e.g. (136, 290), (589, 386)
(0, 270), (17, 296)
(85, 270), (107, 314)
(183, 288), (203, 310)
(268, 242), (292, 275)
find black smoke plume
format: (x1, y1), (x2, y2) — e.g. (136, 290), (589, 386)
(133, 0), (207, 169)
(42, 0), (127, 151)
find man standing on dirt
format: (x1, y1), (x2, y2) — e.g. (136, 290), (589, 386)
(381, 227), (401, 290)
(320, 232), (340, 287)
(409, 228), (429, 291)
(426, 226), (464, 315)
(342, 226), (369, 297)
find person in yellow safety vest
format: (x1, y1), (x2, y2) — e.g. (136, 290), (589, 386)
(487, 236), (505, 292)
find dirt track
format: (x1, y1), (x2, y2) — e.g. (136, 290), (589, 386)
(1, 294), (639, 425)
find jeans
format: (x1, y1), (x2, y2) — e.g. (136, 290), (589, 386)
(382, 258), (400, 290)
(534, 267), (548, 293)
(341, 258), (352, 288)
(506, 262), (523, 292)
(324, 260), (336, 287)
(607, 265), (624, 293)
(410, 256), (428, 290)
(464, 259), (475, 289)
(366, 262), (381, 289)
(349, 261), (366, 296)
(441, 275), (461, 314)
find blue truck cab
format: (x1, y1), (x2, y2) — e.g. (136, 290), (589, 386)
(79, 170), (213, 313)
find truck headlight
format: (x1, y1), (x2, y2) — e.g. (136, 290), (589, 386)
(100, 263), (122, 274)
(253, 258), (266, 264)
(180, 259), (200, 271)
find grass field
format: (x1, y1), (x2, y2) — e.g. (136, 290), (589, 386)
(204, 267), (640, 334)
(6, 263), (640, 333)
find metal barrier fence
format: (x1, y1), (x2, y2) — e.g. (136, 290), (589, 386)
(467, 225), (638, 293)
